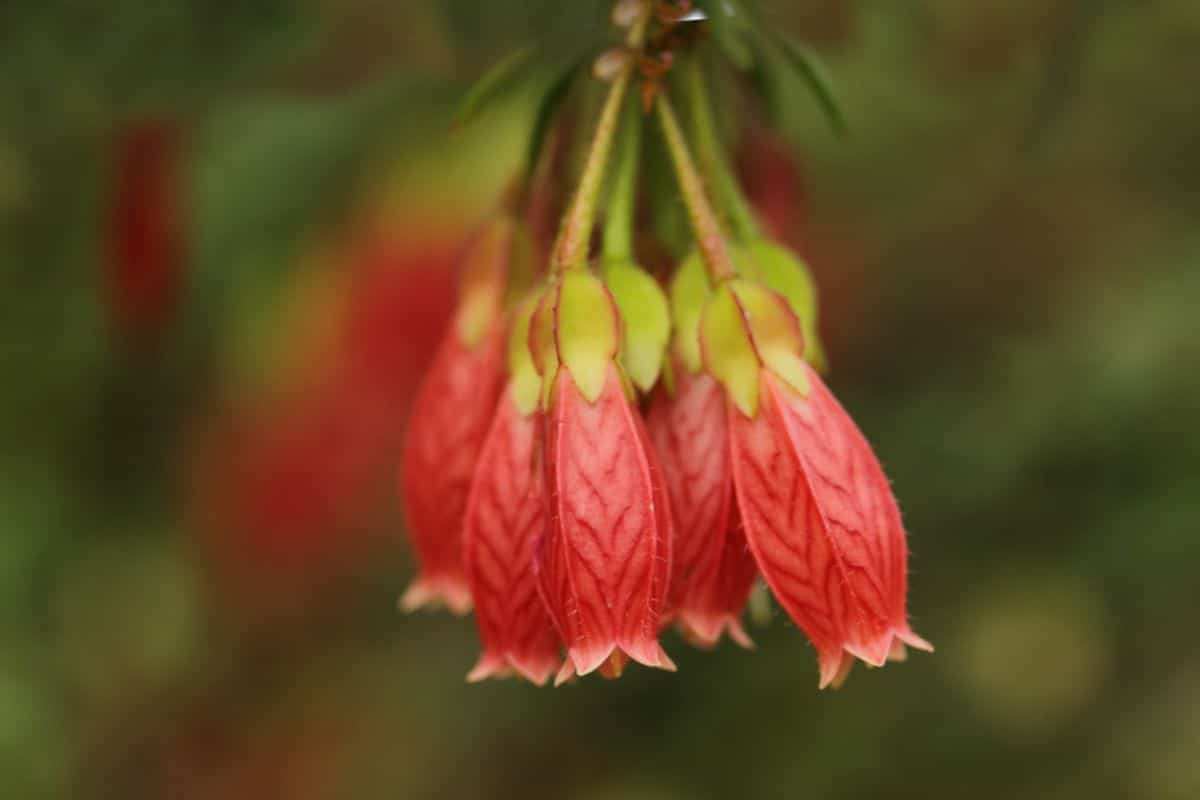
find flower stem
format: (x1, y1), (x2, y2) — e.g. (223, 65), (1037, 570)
(602, 94), (641, 261)
(550, 8), (651, 273)
(685, 57), (761, 241)
(655, 91), (737, 282)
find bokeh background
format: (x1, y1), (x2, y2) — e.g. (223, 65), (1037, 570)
(2, 1), (1199, 798)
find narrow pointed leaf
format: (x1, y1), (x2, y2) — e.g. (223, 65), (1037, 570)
(524, 57), (585, 178)
(697, 0), (755, 70)
(454, 47), (537, 128)
(770, 33), (849, 138)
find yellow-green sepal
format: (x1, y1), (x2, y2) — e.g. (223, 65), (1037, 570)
(728, 280), (809, 398)
(528, 283), (560, 410)
(603, 259), (670, 393)
(740, 238), (827, 372)
(548, 271), (621, 405)
(507, 297), (542, 416)
(700, 280), (809, 417)
(669, 250), (713, 374)
(455, 216), (515, 347)
(503, 220), (539, 306)
(700, 283), (761, 417)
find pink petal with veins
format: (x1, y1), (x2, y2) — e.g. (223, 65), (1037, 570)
(400, 324), (506, 614)
(646, 364), (757, 648)
(537, 366), (674, 682)
(463, 390), (562, 685)
(729, 366), (930, 688)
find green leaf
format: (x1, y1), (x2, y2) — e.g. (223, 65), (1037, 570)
(697, 0), (754, 70)
(523, 56), (584, 177)
(769, 33), (848, 138)
(453, 46), (537, 127)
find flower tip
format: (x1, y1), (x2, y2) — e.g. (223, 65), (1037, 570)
(727, 621), (756, 651)
(509, 657), (558, 687)
(620, 639), (677, 673)
(553, 660), (578, 688)
(469, 657), (554, 687)
(844, 638), (892, 669)
(466, 657), (508, 684)
(899, 628), (935, 654)
(678, 614), (755, 651)
(818, 651), (855, 691)
(598, 651), (629, 680)
(399, 577), (473, 616)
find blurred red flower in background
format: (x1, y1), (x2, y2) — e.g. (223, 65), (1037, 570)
(192, 227), (459, 612)
(104, 119), (185, 342)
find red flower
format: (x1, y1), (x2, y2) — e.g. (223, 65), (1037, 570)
(400, 219), (519, 613)
(645, 360), (757, 648)
(704, 281), (932, 688)
(105, 119), (183, 341)
(539, 365), (674, 682)
(462, 386), (561, 685)
(529, 271), (675, 683)
(400, 326), (506, 613)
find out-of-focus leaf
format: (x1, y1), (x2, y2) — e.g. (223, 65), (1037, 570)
(697, 0), (755, 70)
(523, 56), (585, 176)
(769, 33), (848, 137)
(453, 46), (536, 127)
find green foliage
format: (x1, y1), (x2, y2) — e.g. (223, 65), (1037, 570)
(453, 47), (538, 127)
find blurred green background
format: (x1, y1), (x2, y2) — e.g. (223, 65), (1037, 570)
(2, 1), (1199, 798)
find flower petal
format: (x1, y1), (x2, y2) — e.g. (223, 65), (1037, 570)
(728, 367), (930, 687)
(774, 366), (931, 660)
(538, 366), (674, 679)
(400, 325), (506, 613)
(646, 364), (756, 648)
(463, 390), (561, 686)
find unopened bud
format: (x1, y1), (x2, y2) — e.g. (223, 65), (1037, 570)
(593, 48), (632, 83)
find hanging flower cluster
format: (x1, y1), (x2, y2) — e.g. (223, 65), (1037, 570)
(400, 0), (930, 688)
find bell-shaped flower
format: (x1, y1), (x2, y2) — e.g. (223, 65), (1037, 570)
(701, 279), (932, 687)
(646, 357), (758, 648)
(461, 304), (563, 684)
(529, 270), (675, 683)
(399, 217), (524, 613)
(643, 254), (759, 647)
